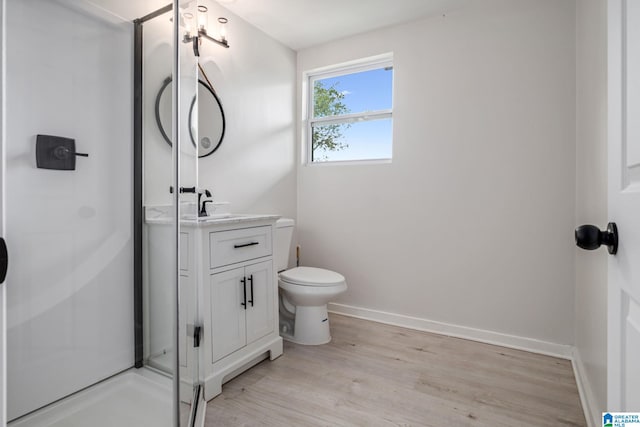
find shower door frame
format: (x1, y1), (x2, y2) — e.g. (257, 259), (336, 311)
(133, 2), (175, 372)
(135, 2), (203, 425)
(0, 0), (6, 423)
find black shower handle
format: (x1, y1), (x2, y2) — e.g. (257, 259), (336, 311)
(53, 145), (88, 159)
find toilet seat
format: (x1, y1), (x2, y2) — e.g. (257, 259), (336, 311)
(279, 266), (345, 287)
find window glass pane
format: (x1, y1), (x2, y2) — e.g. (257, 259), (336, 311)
(312, 118), (392, 162)
(313, 67), (393, 118)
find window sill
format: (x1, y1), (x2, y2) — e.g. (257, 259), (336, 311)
(305, 158), (392, 167)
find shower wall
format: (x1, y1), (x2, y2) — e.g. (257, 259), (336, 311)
(5, 0), (134, 420)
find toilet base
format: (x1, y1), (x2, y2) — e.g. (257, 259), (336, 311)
(280, 305), (332, 345)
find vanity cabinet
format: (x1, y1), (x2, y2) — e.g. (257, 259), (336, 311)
(145, 212), (283, 403)
(208, 260), (274, 363)
(200, 220), (283, 400)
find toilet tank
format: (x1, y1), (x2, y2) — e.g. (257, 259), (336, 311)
(274, 218), (295, 272)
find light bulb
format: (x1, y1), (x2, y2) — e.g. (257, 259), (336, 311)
(183, 12), (193, 37)
(197, 5), (208, 31)
(218, 17), (228, 41)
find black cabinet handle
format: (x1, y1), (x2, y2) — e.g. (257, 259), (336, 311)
(240, 277), (247, 309)
(248, 275), (254, 307)
(170, 186), (197, 194)
(234, 242), (259, 249)
(179, 186), (196, 194)
(575, 222), (618, 255)
(0, 237), (7, 283)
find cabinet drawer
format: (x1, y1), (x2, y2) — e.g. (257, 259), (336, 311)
(209, 226), (272, 268)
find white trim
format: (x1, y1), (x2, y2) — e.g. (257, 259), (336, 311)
(327, 303), (574, 359)
(306, 53), (394, 80)
(306, 159), (392, 167)
(304, 53), (394, 164)
(311, 110), (392, 126)
(571, 348), (599, 427)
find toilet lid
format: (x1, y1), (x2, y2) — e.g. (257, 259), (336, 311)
(280, 267), (345, 287)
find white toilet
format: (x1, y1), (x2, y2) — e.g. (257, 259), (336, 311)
(274, 218), (347, 345)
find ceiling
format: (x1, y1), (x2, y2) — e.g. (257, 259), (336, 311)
(215, 0), (470, 50)
(85, 0), (469, 51)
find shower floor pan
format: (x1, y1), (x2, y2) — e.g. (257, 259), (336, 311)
(10, 369), (175, 427)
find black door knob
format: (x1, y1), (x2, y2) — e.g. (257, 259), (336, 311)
(575, 222), (618, 255)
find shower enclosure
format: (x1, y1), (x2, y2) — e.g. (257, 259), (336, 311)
(1, 0), (216, 424)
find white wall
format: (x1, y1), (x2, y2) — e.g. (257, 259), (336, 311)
(142, 1), (297, 220)
(197, 1), (297, 218)
(574, 0), (608, 424)
(297, 0), (577, 348)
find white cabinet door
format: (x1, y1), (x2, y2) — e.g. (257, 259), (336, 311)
(245, 261), (274, 345)
(210, 267), (246, 363)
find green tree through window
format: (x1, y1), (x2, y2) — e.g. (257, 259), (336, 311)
(312, 81), (351, 160)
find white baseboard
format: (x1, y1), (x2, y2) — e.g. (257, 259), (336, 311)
(571, 348), (600, 427)
(327, 302), (574, 359)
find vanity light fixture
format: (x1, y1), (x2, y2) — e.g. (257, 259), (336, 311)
(182, 5), (229, 57)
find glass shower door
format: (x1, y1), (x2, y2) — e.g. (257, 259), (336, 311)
(141, 0), (201, 424)
(4, 0), (194, 425)
(177, 0), (201, 421)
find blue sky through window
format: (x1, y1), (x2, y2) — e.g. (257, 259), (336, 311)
(313, 119), (393, 162)
(312, 65), (393, 162)
(315, 67), (393, 115)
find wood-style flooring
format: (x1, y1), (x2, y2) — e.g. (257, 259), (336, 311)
(205, 314), (586, 426)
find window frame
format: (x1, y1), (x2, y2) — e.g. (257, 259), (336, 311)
(305, 55), (394, 164)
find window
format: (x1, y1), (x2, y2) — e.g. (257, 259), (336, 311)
(307, 56), (393, 163)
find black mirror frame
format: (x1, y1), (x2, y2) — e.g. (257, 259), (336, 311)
(154, 76), (226, 158)
(189, 79), (226, 158)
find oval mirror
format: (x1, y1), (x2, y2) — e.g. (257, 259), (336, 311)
(155, 77), (226, 158)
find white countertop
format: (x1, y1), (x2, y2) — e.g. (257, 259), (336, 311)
(144, 206), (279, 228)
